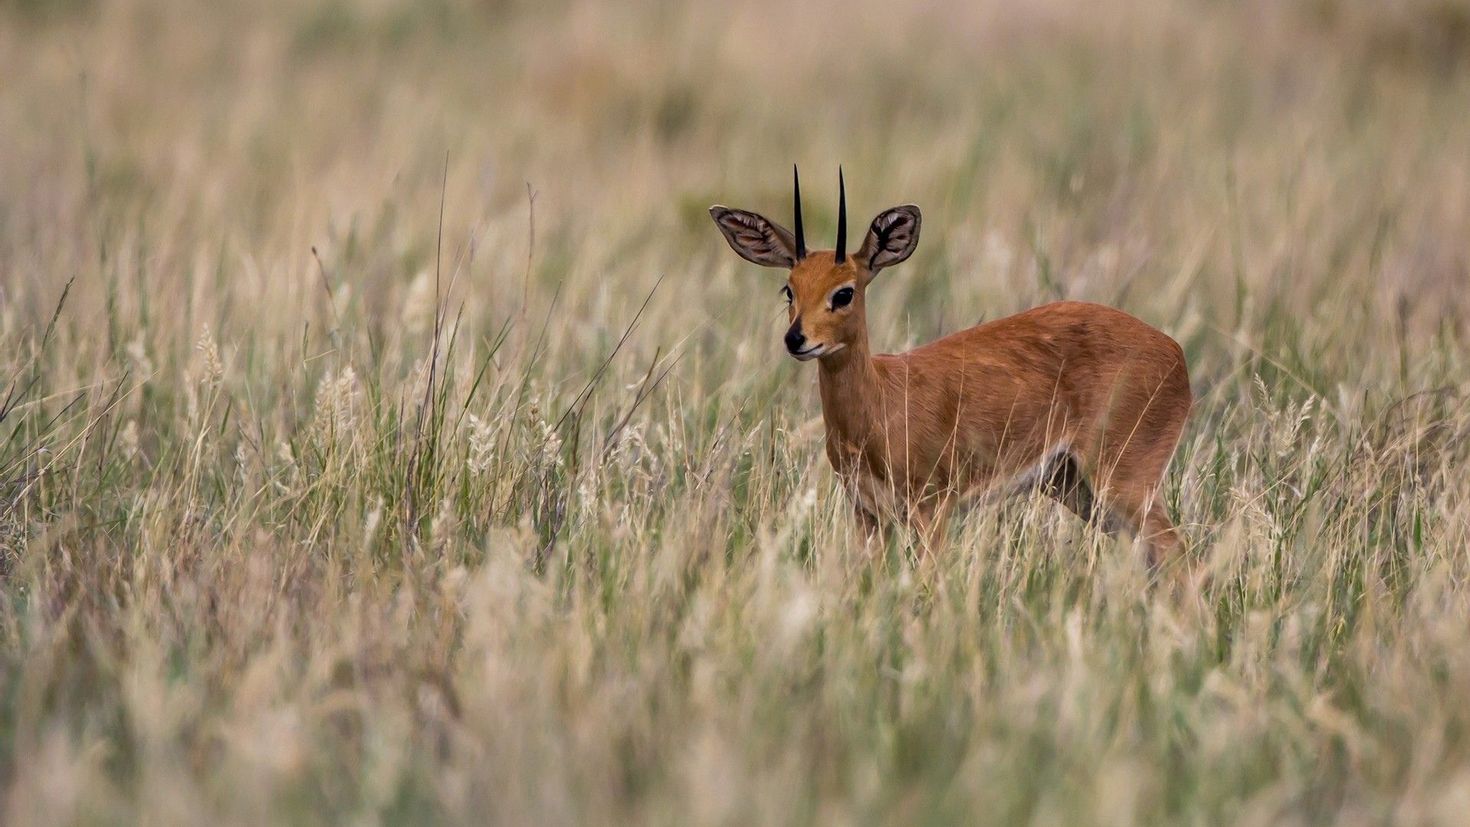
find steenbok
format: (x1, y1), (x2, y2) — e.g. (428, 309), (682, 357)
(710, 168), (1192, 570)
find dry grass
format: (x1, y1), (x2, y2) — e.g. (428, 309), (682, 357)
(4, 0), (1470, 823)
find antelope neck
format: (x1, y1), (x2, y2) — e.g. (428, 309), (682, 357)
(817, 334), (881, 441)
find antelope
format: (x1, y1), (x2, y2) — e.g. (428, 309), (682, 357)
(709, 168), (1193, 570)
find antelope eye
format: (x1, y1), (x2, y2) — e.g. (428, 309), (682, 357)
(830, 286), (855, 309)
(780, 286), (793, 304)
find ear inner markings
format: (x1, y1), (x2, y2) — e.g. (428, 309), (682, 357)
(864, 208), (919, 273)
(709, 207), (797, 268)
(868, 214), (900, 271)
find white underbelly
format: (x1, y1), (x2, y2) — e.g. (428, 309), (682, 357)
(838, 440), (1074, 519)
(980, 441), (1073, 504)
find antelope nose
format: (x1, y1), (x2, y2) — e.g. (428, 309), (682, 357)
(784, 322), (806, 354)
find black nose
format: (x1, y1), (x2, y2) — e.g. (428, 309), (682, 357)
(784, 322), (806, 353)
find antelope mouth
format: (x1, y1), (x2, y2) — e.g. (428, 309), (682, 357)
(790, 343), (844, 362)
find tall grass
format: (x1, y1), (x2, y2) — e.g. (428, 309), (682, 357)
(3, 0), (1470, 823)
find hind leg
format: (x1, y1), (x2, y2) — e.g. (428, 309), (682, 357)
(1101, 492), (1184, 571)
(1082, 429), (1189, 574)
(1088, 440), (1192, 580)
(1043, 453), (1178, 566)
(1076, 406), (1192, 575)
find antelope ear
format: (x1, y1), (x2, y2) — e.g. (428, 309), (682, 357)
(709, 207), (800, 268)
(856, 205), (921, 280)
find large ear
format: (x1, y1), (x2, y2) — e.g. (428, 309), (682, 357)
(855, 205), (921, 280)
(708, 207), (800, 268)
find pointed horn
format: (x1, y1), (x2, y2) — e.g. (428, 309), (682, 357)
(834, 166), (848, 264)
(792, 165), (807, 259)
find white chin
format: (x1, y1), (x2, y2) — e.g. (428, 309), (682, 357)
(790, 343), (842, 362)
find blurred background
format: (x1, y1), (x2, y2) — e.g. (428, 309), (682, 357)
(4, 0), (1468, 371)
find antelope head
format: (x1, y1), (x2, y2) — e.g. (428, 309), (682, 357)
(710, 168), (921, 361)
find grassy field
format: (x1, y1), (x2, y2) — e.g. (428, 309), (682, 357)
(4, 0), (1470, 823)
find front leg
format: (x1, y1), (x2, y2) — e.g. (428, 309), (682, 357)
(853, 503), (884, 541)
(837, 468), (887, 544)
(906, 495), (954, 561)
(840, 474), (893, 553)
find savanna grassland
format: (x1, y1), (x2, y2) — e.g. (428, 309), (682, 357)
(4, 0), (1470, 823)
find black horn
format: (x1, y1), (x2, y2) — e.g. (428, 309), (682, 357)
(834, 167), (848, 264)
(792, 165), (807, 259)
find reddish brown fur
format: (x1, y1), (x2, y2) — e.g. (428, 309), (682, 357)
(711, 200), (1192, 570)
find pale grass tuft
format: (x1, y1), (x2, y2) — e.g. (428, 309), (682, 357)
(465, 413), (495, 476)
(402, 269), (437, 337)
(124, 334), (153, 378)
(311, 366), (360, 447)
(118, 420), (140, 461)
(194, 325), (224, 387)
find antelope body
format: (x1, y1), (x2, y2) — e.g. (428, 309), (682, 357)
(710, 169), (1192, 568)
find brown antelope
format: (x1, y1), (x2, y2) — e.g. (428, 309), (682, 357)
(710, 168), (1192, 570)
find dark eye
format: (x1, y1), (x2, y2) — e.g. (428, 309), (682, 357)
(830, 286), (855, 309)
(780, 286), (793, 304)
